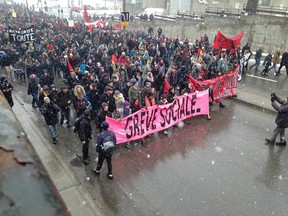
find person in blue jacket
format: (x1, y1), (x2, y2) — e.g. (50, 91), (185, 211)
(92, 121), (116, 180)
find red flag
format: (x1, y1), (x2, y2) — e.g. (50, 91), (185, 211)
(84, 5), (92, 31)
(213, 31), (244, 50)
(163, 79), (170, 94)
(66, 58), (73, 74)
(83, 6), (90, 23)
(96, 19), (107, 29)
(115, 23), (121, 29)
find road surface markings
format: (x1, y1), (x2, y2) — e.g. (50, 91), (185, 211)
(246, 74), (278, 83)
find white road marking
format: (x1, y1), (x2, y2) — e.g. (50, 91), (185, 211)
(246, 74), (278, 83)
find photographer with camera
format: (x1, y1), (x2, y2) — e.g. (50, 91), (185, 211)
(265, 93), (288, 146)
(0, 75), (14, 107)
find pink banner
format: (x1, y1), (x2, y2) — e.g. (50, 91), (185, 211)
(106, 90), (209, 144)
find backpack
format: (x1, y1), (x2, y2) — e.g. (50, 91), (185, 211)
(73, 117), (82, 133)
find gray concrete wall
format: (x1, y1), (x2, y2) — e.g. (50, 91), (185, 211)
(129, 14), (288, 52)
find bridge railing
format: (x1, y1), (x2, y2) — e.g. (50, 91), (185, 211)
(243, 4), (288, 17)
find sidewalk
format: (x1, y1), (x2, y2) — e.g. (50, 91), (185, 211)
(234, 84), (276, 113)
(12, 94), (104, 216)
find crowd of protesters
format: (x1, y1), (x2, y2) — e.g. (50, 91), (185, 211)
(1, 3), (287, 155)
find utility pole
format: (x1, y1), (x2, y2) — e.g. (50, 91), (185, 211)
(123, 0), (127, 48)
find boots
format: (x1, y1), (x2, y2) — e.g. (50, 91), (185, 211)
(276, 140), (286, 146)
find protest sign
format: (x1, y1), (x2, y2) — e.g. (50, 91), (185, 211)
(107, 90), (209, 144)
(188, 66), (238, 100)
(7, 26), (35, 43)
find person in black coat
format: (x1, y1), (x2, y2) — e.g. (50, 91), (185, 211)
(77, 109), (92, 164)
(27, 75), (39, 108)
(39, 69), (53, 88)
(95, 103), (112, 132)
(166, 86), (177, 103)
(57, 85), (73, 127)
(92, 121), (116, 180)
(265, 93), (288, 146)
(86, 83), (100, 120)
(40, 97), (60, 144)
(48, 84), (58, 104)
(277, 51), (288, 75)
(98, 86), (116, 114)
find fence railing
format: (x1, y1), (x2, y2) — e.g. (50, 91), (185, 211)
(177, 11), (205, 20)
(205, 7), (242, 18)
(243, 4), (288, 17)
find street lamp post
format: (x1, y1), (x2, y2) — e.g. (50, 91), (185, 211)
(123, 0), (127, 48)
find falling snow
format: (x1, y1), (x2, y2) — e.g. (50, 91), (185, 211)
(215, 146), (223, 153)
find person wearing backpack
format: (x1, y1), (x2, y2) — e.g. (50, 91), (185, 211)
(92, 121), (116, 180)
(76, 109), (92, 165)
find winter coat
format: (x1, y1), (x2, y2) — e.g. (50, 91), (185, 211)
(272, 95), (288, 128)
(57, 90), (73, 109)
(48, 90), (58, 103)
(95, 109), (112, 128)
(99, 93), (116, 113)
(255, 49), (263, 59)
(40, 102), (60, 125)
(86, 89), (100, 111)
(273, 102), (288, 128)
(39, 74), (53, 87)
(114, 93), (125, 109)
(128, 86), (140, 103)
(272, 51), (281, 64)
(78, 116), (92, 142)
(280, 52), (288, 64)
(96, 130), (116, 156)
(145, 96), (156, 107)
(27, 79), (39, 95)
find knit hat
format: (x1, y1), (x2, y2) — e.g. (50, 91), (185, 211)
(104, 86), (113, 91)
(123, 101), (130, 107)
(114, 90), (120, 95)
(43, 97), (50, 104)
(130, 78), (137, 86)
(102, 102), (108, 108)
(146, 82), (151, 87)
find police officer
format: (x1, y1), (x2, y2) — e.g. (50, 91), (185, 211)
(92, 121), (116, 180)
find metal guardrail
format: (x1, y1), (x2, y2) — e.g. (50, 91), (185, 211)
(0, 92), (70, 216)
(205, 7), (242, 18)
(243, 4), (288, 17)
(154, 14), (176, 21)
(177, 11), (204, 20)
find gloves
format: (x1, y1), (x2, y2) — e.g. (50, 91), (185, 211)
(271, 97), (276, 102)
